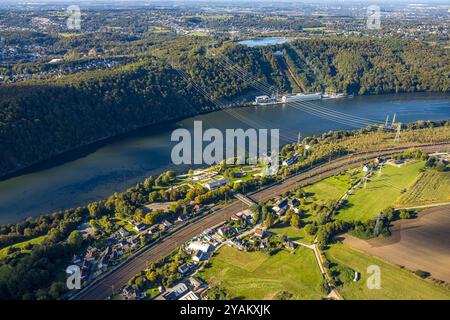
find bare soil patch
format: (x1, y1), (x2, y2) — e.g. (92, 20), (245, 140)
(342, 205), (450, 282)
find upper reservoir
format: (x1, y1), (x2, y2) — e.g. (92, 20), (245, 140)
(0, 93), (449, 224)
(237, 37), (294, 47)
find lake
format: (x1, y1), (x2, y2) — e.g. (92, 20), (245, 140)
(237, 37), (294, 47)
(0, 93), (449, 224)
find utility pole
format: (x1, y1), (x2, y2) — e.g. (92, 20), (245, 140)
(297, 132), (302, 146)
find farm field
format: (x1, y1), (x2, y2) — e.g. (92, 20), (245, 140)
(342, 205), (450, 283)
(198, 245), (324, 300)
(335, 161), (424, 222)
(325, 243), (450, 300)
(396, 170), (450, 207)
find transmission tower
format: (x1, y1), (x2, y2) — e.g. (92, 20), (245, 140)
(394, 123), (401, 143)
(385, 115), (389, 127)
(297, 132), (302, 146)
(391, 113), (397, 127)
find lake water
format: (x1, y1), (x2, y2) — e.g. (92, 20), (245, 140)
(0, 93), (449, 224)
(237, 37), (294, 47)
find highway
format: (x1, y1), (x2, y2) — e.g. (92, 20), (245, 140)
(76, 142), (449, 300)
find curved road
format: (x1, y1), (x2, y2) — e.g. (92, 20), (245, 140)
(76, 142), (449, 300)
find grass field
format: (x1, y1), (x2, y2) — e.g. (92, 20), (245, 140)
(270, 222), (315, 244)
(0, 235), (48, 259)
(304, 173), (353, 203)
(396, 170), (450, 206)
(325, 244), (450, 300)
(335, 161), (424, 222)
(199, 245), (324, 300)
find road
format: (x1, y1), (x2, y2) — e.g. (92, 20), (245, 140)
(76, 142), (449, 300)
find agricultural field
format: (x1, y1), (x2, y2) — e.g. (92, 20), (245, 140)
(396, 170), (450, 207)
(335, 161), (425, 222)
(325, 244), (450, 300)
(342, 205), (450, 283)
(198, 245), (324, 300)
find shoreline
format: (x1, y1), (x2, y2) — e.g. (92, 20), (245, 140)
(2, 91), (448, 183)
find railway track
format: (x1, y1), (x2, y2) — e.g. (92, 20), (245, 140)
(75, 142), (450, 300)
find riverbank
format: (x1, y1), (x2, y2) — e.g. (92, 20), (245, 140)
(0, 93), (449, 223)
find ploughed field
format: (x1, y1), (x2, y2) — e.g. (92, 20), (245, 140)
(326, 242), (450, 300)
(342, 205), (450, 284)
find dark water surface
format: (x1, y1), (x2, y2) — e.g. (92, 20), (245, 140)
(0, 93), (449, 223)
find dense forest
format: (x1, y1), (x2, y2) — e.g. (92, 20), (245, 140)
(1, 37), (449, 176)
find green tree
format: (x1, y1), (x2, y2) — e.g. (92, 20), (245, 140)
(67, 230), (83, 248)
(290, 214), (301, 228)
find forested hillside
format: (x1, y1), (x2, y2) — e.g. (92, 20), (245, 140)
(0, 38), (449, 177)
(276, 38), (450, 94)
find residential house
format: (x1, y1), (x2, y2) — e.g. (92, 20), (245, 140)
(282, 155), (299, 167)
(217, 225), (233, 238)
(272, 198), (289, 216)
(229, 239), (244, 251)
(188, 276), (203, 290)
(163, 220), (173, 228)
(192, 250), (207, 262)
(148, 225), (159, 235)
(84, 247), (98, 262)
(284, 241), (296, 251)
(254, 227), (266, 239)
(164, 283), (189, 300)
(178, 263), (194, 275)
(260, 238), (268, 249)
(118, 228), (130, 238)
(134, 223), (147, 232)
(289, 198), (300, 208)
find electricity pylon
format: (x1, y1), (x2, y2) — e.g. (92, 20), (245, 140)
(394, 123), (401, 143)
